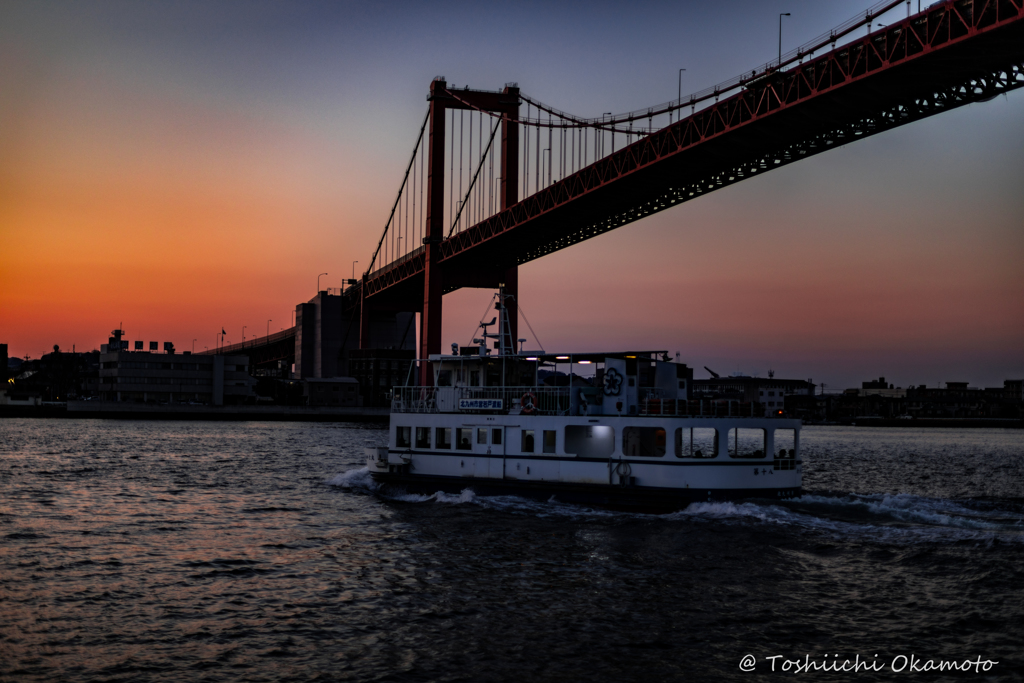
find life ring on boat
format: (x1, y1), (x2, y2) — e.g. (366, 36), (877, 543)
(614, 461), (632, 486)
(520, 392), (537, 414)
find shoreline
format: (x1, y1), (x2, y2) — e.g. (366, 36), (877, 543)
(0, 401), (389, 423)
(2, 404), (1020, 428)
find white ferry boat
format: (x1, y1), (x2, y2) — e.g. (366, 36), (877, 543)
(367, 289), (802, 511)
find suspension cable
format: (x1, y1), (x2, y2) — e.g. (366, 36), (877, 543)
(367, 107), (430, 274)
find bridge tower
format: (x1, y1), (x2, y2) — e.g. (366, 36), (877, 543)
(416, 79), (520, 384)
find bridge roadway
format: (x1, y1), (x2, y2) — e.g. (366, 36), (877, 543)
(353, 0), (1024, 318)
(197, 327), (297, 371)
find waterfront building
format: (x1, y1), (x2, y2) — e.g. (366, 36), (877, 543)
(97, 331), (254, 405)
(348, 348), (415, 408)
(304, 377), (360, 407)
(691, 375), (815, 417)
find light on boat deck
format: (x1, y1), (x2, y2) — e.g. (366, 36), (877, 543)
(526, 357), (538, 361)
(556, 356), (569, 360)
(578, 360), (592, 364)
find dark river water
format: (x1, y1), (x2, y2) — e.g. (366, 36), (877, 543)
(1, 419), (1022, 682)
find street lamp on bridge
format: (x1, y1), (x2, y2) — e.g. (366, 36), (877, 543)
(779, 13), (791, 66)
(672, 68), (686, 125)
(345, 261), (359, 288)
(318, 272), (328, 293)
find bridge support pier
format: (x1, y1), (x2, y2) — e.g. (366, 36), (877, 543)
(410, 79), (521, 384)
(359, 273), (370, 349)
(418, 79), (449, 385)
(499, 83), (520, 352)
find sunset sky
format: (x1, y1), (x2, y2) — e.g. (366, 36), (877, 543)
(2, 0), (1022, 390)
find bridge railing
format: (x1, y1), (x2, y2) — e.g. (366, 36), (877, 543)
(517, 0), (910, 130)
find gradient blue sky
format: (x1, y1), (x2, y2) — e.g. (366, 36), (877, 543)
(2, 0), (1022, 389)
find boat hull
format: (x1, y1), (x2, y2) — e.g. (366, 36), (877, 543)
(370, 470), (802, 513)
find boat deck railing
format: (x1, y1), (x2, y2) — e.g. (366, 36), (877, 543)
(638, 389), (770, 418)
(392, 386), (570, 415)
(392, 385), (781, 418)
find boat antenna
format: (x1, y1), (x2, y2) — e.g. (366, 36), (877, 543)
(507, 292), (544, 353)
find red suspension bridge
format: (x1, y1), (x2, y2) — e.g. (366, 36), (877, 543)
(226, 0), (1024, 382)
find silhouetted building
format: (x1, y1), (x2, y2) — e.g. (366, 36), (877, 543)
(798, 377), (1024, 422)
(348, 349), (415, 407)
(304, 377), (360, 407)
(691, 376), (814, 417)
(97, 330), (253, 405)
(293, 290), (416, 382)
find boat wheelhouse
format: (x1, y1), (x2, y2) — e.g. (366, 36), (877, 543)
(367, 290), (801, 511)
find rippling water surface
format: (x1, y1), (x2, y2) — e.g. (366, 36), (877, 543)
(1, 419), (1022, 682)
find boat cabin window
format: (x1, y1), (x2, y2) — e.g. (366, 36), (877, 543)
(437, 370), (452, 387)
(774, 428), (795, 455)
(435, 427), (452, 449)
(396, 426), (411, 448)
(543, 430), (556, 454)
(491, 428), (502, 445)
(521, 429), (535, 453)
(773, 429), (796, 470)
(416, 427), (431, 449)
(456, 428), (473, 450)
(728, 428), (767, 458)
(674, 427), (718, 458)
(477, 428), (487, 444)
(564, 425), (615, 458)
(623, 426), (666, 458)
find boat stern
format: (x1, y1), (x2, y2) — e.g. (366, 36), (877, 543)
(366, 446), (389, 472)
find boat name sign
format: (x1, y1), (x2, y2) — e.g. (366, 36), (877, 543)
(459, 398), (504, 411)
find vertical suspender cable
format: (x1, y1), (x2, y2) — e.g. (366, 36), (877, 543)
(458, 110), (464, 233)
(449, 109), (454, 233)
(478, 111), (483, 224)
(535, 115), (540, 194)
(547, 113), (552, 188)
(411, 132), (416, 251)
(404, 155), (409, 254)
(524, 104), (529, 199)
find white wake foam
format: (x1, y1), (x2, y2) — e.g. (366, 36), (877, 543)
(672, 492), (1024, 544)
(326, 466), (376, 490)
(325, 467), (1022, 543)
(796, 492), (1023, 532)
